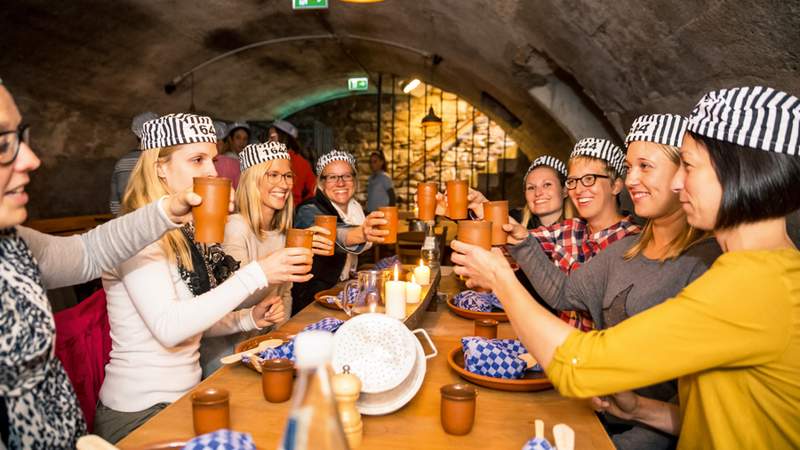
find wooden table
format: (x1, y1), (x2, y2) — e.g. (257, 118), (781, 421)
(119, 271), (614, 450)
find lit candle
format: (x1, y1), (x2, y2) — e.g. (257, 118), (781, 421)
(413, 259), (431, 285)
(385, 265), (406, 320)
(405, 274), (422, 304)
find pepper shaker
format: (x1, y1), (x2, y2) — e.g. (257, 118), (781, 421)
(332, 365), (363, 448)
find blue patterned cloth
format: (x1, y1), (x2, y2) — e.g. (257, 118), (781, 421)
(522, 437), (554, 450)
(452, 290), (504, 312)
(184, 429), (256, 450)
(374, 255), (400, 271)
(461, 337), (542, 379)
(242, 318), (344, 364)
(335, 287), (359, 305)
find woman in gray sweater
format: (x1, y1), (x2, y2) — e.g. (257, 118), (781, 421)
(505, 114), (722, 450)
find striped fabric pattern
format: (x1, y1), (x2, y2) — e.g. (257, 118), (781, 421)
(625, 114), (688, 148)
(140, 113), (216, 150)
(688, 86), (800, 156)
(239, 141), (290, 172)
(570, 138), (626, 176)
(315, 149), (357, 176)
(524, 155), (567, 182)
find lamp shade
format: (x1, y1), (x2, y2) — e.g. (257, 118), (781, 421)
(421, 106), (442, 127)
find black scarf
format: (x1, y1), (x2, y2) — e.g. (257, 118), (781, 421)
(177, 224), (240, 296)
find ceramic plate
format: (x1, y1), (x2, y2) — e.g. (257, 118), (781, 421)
(446, 297), (509, 322)
(235, 332), (292, 373)
(314, 287), (344, 310)
(447, 345), (552, 392)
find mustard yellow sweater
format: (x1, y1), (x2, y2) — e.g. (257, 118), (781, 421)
(547, 249), (800, 449)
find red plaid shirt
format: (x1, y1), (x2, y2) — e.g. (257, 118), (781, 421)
(530, 216), (640, 330)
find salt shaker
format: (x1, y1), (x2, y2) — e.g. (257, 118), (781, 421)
(332, 365), (363, 448)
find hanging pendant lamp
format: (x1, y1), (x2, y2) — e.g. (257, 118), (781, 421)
(421, 106), (442, 127)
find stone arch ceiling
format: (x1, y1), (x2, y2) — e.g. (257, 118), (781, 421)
(1, 0), (798, 217)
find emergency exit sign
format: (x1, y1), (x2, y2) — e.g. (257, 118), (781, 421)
(293, 0), (328, 10)
(348, 77), (369, 91)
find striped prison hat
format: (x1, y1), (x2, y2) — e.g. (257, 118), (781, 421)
(570, 138), (626, 176)
(131, 112), (159, 140)
(140, 113), (216, 150)
(524, 155), (567, 183)
(315, 149), (357, 176)
(239, 141), (290, 172)
(212, 120), (228, 141)
(625, 114), (688, 148)
(688, 86), (800, 156)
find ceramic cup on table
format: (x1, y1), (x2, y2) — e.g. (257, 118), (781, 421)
(192, 177), (230, 243)
(440, 383), (478, 435)
(379, 206), (398, 245)
(286, 228), (314, 250)
(261, 358), (294, 403)
(474, 319), (498, 339)
(417, 182), (438, 221)
(483, 200), (509, 246)
(191, 387), (229, 435)
(446, 180), (469, 220)
(314, 215), (337, 256)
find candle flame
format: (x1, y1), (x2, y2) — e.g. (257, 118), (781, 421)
(411, 274), (417, 284)
(393, 264), (399, 281)
(418, 258), (424, 267)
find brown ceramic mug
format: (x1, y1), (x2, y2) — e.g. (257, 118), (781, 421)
(191, 387), (230, 435)
(314, 215), (337, 256)
(440, 383), (477, 435)
(417, 182), (438, 221)
(378, 206), (398, 245)
(261, 358), (294, 403)
(474, 319), (499, 339)
(457, 220), (492, 251)
(192, 177), (231, 243)
(446, 180), (469, 220)
(286, 228), (314, 250)
(483, 200), (509, 246)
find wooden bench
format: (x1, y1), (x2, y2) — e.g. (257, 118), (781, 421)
(24, 214), (114, 236)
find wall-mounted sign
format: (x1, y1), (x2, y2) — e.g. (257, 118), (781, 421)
(348, 77), (369, 91)
(293, 0), (328, 10)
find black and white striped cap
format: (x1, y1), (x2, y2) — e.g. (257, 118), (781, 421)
(570, 138), (626, 176)
(239, 141), (290, 172)
(140, 113), (217, 150)
(625, 114), (688, 148)
(315, 149), (357, 176)
(524, 155), (567, 182)
(688, 86), (800, 156)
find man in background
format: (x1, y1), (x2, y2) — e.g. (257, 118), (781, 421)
(109, 111), (157, 215)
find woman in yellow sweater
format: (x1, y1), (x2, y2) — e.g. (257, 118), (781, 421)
(451, 86), (800, 449)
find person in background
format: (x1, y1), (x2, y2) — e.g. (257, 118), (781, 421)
(269, 119), (315, 206)
(97, 114), (312, 442)
(291, 149), (387, 315)
(511, 155), (569, 229)
(225, 121), (250, 159)
(0, 81), (202, 448)
(212, 120), (241, 189)
(109, 111), (158, 215)
(366, 151), (396, 213)
(452, 86), (800, 449)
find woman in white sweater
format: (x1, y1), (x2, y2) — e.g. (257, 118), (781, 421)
(97, 114), (313, 442)
(201, 141), (333, 375)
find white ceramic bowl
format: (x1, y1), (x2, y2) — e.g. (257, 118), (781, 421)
(355, 328), (437, 415)
(332, 313), (418, 393)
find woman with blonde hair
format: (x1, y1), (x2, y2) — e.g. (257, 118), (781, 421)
(514, 155), (571, 228)
(200, 141), (333, 375)
(97, 114), (313, 442)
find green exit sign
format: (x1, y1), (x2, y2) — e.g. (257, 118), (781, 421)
(293, 0), (328, 10)
(348, 77), (369, 91)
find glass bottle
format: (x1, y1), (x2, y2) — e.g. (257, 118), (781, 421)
(278, 331), (350, 450)
(420, 225), (440, 272)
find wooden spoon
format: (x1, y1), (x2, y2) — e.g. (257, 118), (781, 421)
(519, 353), (538, 369)
(219, 338), (284, 365)
(534, 419), (545, 440)
(553, 423), (575, 450)
(76, 435), (120, 450)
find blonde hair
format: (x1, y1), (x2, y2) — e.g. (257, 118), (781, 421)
(521, 165), (574, 227)
(121, 146), (195, 270)
(623, 143), (711, 261)
(236, 160), (294, 237)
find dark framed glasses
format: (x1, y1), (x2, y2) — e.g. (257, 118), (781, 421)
(565, 173), (609, 190)
(0, 123), (29, 165)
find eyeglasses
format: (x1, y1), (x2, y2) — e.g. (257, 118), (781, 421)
(565, 173), (610, 190)
(265, 171), (295, 185)
(0, 123), (29, 165)
(322, 173), (355, 184)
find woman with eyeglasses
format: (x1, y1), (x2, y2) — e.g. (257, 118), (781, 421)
(290, 149), (387, 315)
(507, 115), (721, 449)
(199, 142), (334, 376)
(96, 115), (314, 442)
(0, 82), (211, 447)
(452, 87), (800, 448)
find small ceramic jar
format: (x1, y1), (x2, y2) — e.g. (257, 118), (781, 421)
(261, 358), (294, 403)
(191, 387), (229, 435)
(440, 383), (478, 435)
(474, 319), (499, 339)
